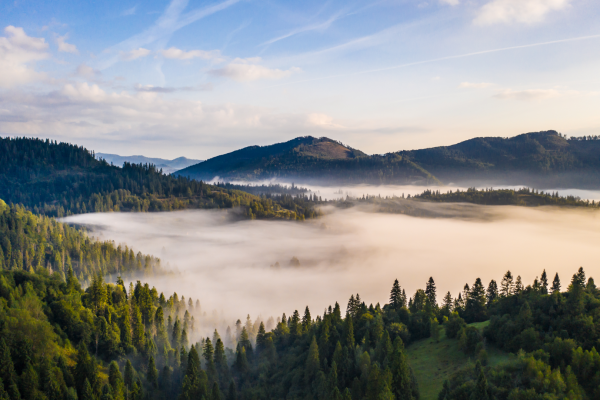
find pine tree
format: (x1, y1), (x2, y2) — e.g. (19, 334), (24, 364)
(540, 270), (549, 294)
(290, 310), (302, 338)
(500, 271), (514, 296)
(226, 381), (237, 400)
(486, 280), (498, 305)
(552, 273), (561, 293)
(81, 379), (95, 400)
(344, 316), (355, 349)
(573, 267), (586, 288)
(210, 382), (220, 400)
(425, 277), (437, 307)
(203, 338), (216, 380)
(132, 305), (145, 351)
(302, 306), (312, 333)
(305, 336), (320, 385)
(256, 322), (266, 352)
(390, 338), (413, 400)
(390, 279), (402, 309)
(514, 276), (523, 293)
(124, 360), (134, 389)
(214, 338), (228, 381)
(147, 357), (158, 388)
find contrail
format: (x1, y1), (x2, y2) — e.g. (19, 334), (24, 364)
(270, 33), (600, 88)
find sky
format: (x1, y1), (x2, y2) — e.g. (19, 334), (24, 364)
(1, 0), (599, 159)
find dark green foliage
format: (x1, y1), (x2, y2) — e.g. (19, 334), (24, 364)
(0, 137), (319, 220)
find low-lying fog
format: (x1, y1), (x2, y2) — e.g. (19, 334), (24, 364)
(63, 203), (600, 333)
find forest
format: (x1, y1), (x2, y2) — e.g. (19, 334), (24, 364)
(0, 137), (317, 220)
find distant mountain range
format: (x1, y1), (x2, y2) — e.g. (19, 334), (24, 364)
(175, 131), (600, 188)
(96, 153), (202, 174)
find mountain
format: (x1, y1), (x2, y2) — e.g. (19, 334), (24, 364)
(176, 131), (600, 188)
(96, 153), (202, 174)
(0, 137), (318, 219)
(175, 136), (441, 185)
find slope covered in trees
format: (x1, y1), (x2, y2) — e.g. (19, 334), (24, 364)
(176, 131), (600, 188)
(0, 200), (161, 287)
(0, 255), (598, 400)
(0, 137), (316, 220)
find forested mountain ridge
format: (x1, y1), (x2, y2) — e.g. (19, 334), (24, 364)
(175, 136), (440, 185)
(403, 130), (600, 187)
(176, 131), (600, 188)
(0, 137), (317, 220)
(95, 154), (201, 175)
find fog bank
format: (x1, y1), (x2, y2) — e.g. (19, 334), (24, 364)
(63, 204), (600, 330)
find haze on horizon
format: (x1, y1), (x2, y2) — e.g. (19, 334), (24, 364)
(1, 0), (600, 159)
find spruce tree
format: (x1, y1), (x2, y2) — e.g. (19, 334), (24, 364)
(500, 271), (514, 296)
(147, 357), (158, 388)
(390, 279), (402, 309)
(305, 336), (320, 385)
(256, 322), (266, 352)
(390, 338), (413, 400)
(425, 277), (437, 307)
(471, 361), (489, 400)
(0, 340), (20, 400)
(486, 280), (498, 305)
(302, 306), (312, 333)
(552, 273), (561, 293)
(540, 270), (549, 294)
(344, 316), (355, 349)
(226, 381), (237, 400)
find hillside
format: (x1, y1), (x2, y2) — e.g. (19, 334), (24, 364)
(176, 136), (440, 185)
(177, 131), (600, 188)
(96, 153), (202, 174)
(0, 137), (318, 220)
(403, 130), (600, 187)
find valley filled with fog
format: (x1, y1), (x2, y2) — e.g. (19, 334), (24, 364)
(63, 193), (600, 334)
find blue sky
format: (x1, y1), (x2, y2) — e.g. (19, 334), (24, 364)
(1, 0), (599, 158)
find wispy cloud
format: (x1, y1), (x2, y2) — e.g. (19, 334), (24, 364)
(440, 0), (460, 5)
(56, 34), (78, 53)
(121, 5), (138, 16)
(261, 12), (345, 47)
(208, 58), (301, 82)
(474, 0), (572, 25)
(97, 0), (240, 70)
(159, 47), (222, 61)
(74, 63), (100, 78)
(120, 47), (151, 61)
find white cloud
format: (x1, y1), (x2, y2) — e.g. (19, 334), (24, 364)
(474, 0), (571, 25)
(208, 58), (301, 82)
(159, 47), (222, 61)
(119, 47), (151, 61)
(0, 26), (49, 88)
(459, 82), (493, 88)
(493, 88), (567, 100)
(75, 63), (99, 78)
(440, 0), (460, 5)
(56, 34), (78, 53)
(307, 113), (345, 129)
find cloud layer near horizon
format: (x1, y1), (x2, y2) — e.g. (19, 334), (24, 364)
(63, 204), (600, 325)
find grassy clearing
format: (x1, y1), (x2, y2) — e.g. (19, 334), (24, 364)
(405, 321), (511, 400)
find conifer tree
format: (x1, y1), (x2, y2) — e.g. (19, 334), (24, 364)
(514, 276), (523, 293)
(226, 381), (237, 400)
(290, 310), (302, 338)
(390, 279), (402, 309)
(500, 271), (514, 296)
(425, 277), (437, 307)
(552, 273), (561, 293)
(302, 306), (312, 333)
(256, 322), (266, 352)
(124, 360), (134, 389)
(344, 316), (355, 349)
(203, 338), (216, 380)
(131, 305), (145, 351)
(486, 280), (498, 305)
(305, 336), (320, 385)
(471, 361), (489, 400)
(147, 357), (158, 388)
(390, 338), (413, 400)
(81, 379), (95, 400)
(540, 270), (549, 294)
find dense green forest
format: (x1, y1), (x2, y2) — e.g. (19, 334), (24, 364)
(176, 131), (600, 188)
(0, 200), (162, 287)
(0, 250), (598, 400)
(0, 137), (317, 220)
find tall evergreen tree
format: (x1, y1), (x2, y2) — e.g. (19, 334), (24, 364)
(540, 270), (549, 294)
(390, 279), (402, 309)
(390, 338), (413, 400)
(147, 357), (158, 388)
(552, 273), (561, 293)
(486, 280), (498, 305)
(500, 271), (514, 296)
(302, 306), (312, 333)
(425, 277), (437, 307)
(305, 336), (320, 386)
